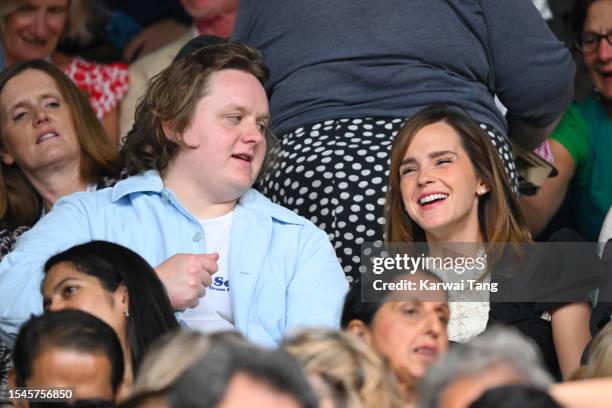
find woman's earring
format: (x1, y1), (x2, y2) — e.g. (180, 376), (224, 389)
(124, 309), (129, 317)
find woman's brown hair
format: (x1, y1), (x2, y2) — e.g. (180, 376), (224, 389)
(0, 59), (120, 229)
(122, 41), (271, 176)
(385, 105), (531, 249)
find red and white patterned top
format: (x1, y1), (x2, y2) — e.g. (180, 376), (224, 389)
(64, 58), (129, 119)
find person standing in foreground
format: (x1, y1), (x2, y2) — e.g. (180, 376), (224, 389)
(0, 42), (348, 347)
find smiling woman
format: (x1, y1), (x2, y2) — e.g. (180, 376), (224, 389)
(0, 0), (128, 143)
(1, 0), (69, 62)
(385, 105), (595, 380)
(397, 122), (490, 244)
(386, 105), (529, 246)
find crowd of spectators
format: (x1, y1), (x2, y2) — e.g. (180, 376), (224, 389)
(0, 0), (611, 407)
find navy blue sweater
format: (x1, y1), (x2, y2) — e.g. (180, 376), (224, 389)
(232, 0), (574, 137)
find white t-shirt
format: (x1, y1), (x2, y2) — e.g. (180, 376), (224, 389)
(181, 211), (235, 333)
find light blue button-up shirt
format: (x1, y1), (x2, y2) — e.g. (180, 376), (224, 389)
(0, 171), (348, 347)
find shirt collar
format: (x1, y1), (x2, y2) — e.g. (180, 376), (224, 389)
(111, 170), (306, 226)
(111, 170), (164, 201)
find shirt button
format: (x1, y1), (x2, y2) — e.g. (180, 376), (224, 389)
(162, 191), (170, 200)
(192, 232), (202, 242)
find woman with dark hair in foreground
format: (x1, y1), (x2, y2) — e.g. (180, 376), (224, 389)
(42, 241), (179, 393)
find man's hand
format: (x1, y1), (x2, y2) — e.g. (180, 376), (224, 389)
(123, 19), (190, 62)
(155, 253), (219, 310)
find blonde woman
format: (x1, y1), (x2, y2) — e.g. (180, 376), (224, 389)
(582, 323), (612, 379)
(130, 330), (247, 398)
(283, 328), (405, 408)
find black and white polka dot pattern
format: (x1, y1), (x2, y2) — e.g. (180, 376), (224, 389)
(260, 118), (517, 282)
(479, 123), (519, 194)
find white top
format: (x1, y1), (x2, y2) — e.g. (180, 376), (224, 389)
(181, 211), (236, 333)
(447, 301), (490, 343)
(432, 257), (490, 343)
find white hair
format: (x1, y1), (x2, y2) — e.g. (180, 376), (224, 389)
(418, 326), (553, 408)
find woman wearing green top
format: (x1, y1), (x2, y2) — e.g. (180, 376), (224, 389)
(521, 0), (611, 241)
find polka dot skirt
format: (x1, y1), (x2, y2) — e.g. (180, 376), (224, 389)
(480, 123), (519, 194)
(259, 118), (518, 282)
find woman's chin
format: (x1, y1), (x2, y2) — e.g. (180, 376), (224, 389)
(418, 219), (451, 239)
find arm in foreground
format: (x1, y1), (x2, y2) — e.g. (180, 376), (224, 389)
(551, 302), (592, 380)
(0, 196), (92, 346)
(551, 378), (612, 408)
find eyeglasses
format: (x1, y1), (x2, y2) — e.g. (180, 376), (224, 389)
(575, 31), (612, 52)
